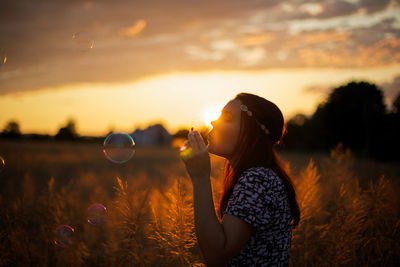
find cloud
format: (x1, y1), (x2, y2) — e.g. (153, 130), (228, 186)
(360, 0), (392, 14)
(237, 47), (266, 67)
(379, 75), (400, 104)
(185, 45), (225, 61)
(237, 32), (276, 46)
(0, 0), (399, 95)
(210, 39), (238, 51)
(303, 73), (400, 108)
(302, 84), (333, 96)
(286, 4), (400, 33)
(277, 0), (359, 21)
(118, 19), (147, 37)
(295, 36), (400, 68)
(299, 3), (324, 16)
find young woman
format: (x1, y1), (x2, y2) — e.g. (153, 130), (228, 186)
(181, 93), (300, 266)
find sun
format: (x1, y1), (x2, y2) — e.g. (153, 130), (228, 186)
(202, 106), (222, 127)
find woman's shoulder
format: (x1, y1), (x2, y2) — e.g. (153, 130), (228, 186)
(238, 166), (283, 190)
(241, 166), (279, 180)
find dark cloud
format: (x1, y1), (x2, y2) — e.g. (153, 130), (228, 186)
(297, 0), (359, 20)
(350, 17), (400, 46)
(359, 0), (392, 13)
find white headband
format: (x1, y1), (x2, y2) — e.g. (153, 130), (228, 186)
(240, 104), (270, 135)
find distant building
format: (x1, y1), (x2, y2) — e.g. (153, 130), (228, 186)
(131, 124), (172, 146)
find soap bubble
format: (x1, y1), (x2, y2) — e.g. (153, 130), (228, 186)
(103, 133), (135, 164)
(0, 49), (6, 66)
(0, 156), (5, 173)
(72, 31), (94, 51)
(54, 225), (74, 247)
(87, 203), (107, 226)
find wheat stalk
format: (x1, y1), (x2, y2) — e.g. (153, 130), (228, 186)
(149, 176), (204, 266)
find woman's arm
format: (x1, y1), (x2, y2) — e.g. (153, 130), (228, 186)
(192, 178), (253, 266)
(182, 131), (253, 266)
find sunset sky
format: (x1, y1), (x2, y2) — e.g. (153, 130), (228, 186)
(0, 0), (399, 136)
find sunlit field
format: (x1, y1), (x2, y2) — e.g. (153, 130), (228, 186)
(0, 140), (399, 266)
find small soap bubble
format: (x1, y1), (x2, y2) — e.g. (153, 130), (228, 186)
(87, 203), (107, 226)
(72, 31), (94, 51)
(0, 49), (6, 66)
(0, 156), (5, 173)
(54, 225), (74, 247)
(103, 132), (135, 164)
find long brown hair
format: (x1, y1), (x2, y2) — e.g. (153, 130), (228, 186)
(218, 93), (300, 229)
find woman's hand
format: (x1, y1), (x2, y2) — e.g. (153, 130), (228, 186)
(180, 130), (211, 185)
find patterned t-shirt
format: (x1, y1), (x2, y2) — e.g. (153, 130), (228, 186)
(224, 166), (292, 267)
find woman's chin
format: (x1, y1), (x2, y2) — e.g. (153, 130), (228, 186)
(206, 144), (214, 154)
(207, 144), (221, 157)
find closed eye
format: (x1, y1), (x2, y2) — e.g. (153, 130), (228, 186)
(221, 111), (233, 121)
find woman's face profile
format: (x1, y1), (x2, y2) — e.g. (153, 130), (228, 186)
(207, 99), (242, 159)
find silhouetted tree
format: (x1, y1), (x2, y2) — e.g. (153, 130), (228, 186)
(55, 119), (79, 140)
(392, 93), (400, 114)
(1, 120), (22, 138)
(310, 81), (386, 156)
(283, 81), (397, 159)
(282, 114), (310, 150)
(381, 92), (400, 160)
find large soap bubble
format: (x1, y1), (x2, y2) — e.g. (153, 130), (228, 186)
(103, 133), (135, 163)
(72, 31), (94, 51)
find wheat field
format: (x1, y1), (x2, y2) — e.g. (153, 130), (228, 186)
(0, 140), (399, 266)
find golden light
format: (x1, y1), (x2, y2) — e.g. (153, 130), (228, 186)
(202, 106), (222, 127)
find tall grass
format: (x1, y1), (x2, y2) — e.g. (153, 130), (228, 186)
(0, 141), (399, 266)
(149, 176), (204, 266)
(104, 176), (152, 266)
(289, 144), (400, 266)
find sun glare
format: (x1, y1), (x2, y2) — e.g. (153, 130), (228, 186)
(202, 106), (222, 127)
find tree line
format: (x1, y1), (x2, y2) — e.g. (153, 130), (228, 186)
(0, 119), (79, 141)
(1, 80), (399, 160)
(282, 81), (400, 161)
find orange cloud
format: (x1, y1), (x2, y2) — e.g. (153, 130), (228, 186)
(298, 37), (400, 67)
(238, 32), (276, 46)
(118, 19), (147, 37)
(283, 30), (351, 49)
(395, 52), (400, 62)
(302, 31), (351, 44)
(298, 48), (351, 67)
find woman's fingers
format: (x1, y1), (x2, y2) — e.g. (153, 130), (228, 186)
(188, 131), (200, 151)
(187, 130), (207, 153)
(181, 129), (211, 180)
(193, 131), (206, 149)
